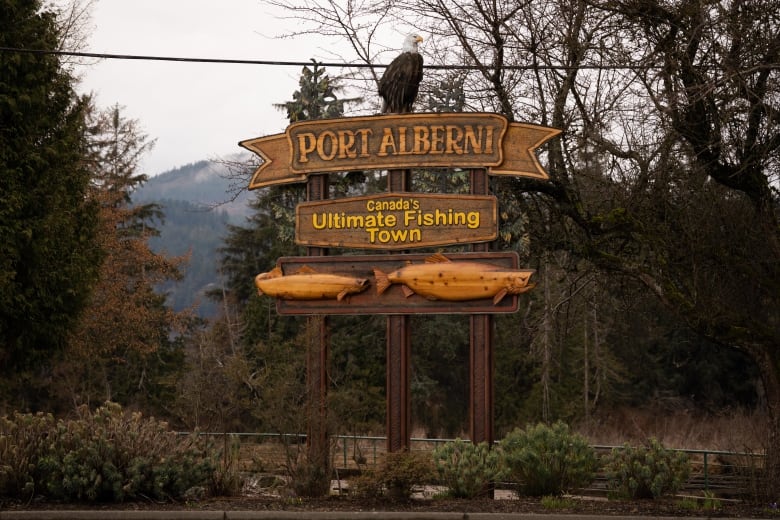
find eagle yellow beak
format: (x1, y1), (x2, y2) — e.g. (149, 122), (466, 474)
(416, 36), (424, 43)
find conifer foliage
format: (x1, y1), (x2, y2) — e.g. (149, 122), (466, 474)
(1, 3), (189, 413)
(0, 0), (101, 407)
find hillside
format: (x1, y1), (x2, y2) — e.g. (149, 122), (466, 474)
(132, 159), (253, 220)
(132, 159), (253, 318)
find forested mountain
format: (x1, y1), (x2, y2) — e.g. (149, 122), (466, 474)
(132, 159), (252, 220)
(132, 160), (252, 318)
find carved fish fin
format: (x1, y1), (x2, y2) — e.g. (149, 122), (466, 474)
(401, 285), (415, 298)
(268, 266), (284, 278)
(425, 252), (451, 264)
(373, 268), (391, 295)
(337, 288), (348, 301)
(493, 288), (508, 305)
(297, 265), (317, 274)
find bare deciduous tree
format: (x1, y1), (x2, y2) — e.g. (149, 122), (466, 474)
(265, 0), (780, 497)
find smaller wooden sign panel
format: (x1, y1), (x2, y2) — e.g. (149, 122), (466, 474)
(272, 252), (530, 315)
(296, 193), (497, 250)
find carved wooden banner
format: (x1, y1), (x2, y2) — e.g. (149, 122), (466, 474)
(240, 113), (561, 189)
(262, 252), (532, 315)
(295, 192), (497, 250)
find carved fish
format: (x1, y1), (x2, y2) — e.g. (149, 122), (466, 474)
(255, 266), (370, 301)
(373, 253), (534, 304)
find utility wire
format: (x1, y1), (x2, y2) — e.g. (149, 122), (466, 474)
(0, 46), (647, 71)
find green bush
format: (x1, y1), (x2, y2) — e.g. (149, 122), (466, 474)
(377, 450), (434, 499)
(499, 421), (598, 497)
(1, 403), (217, 502)
(604, 438), (691, 499)
(432, 439), (501, 498)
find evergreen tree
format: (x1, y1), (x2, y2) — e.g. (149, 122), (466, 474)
(0, 0), (101, 410)
(273, 62), (359, 122)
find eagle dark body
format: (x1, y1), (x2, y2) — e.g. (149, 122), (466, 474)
(379, 34), (424, 113)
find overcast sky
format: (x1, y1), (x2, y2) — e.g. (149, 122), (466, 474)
(70, 0), (359, 177)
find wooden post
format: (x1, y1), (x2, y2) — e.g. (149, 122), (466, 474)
(469, 169), (494, 448)
(306, 173), (330, 493)
(386, 310), (411, 453)
(386, 169), (411, 453)
(470, 168), (494, 499)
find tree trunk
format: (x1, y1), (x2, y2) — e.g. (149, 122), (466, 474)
(748, 344), (780, 500)
(539, 256), (552, 423)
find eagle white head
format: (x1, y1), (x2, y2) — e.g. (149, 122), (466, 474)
(402, 34), (424, 53)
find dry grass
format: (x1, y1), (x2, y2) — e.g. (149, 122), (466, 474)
(576, 407), (768, 453)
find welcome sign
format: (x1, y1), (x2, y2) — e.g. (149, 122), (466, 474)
(240, 113), (561, 189)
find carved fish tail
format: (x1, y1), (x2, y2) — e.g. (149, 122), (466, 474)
(373, 268), (391, 294)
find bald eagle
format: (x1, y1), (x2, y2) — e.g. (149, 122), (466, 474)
(379, 34), (424, 113)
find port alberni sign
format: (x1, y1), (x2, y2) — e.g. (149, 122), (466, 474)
(240, 113), (561, 189)
(240, 112), (559, 250)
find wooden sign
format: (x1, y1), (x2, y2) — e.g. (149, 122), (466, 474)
(240, 113), (561, 189)
(295, 193), (497, 250)
(272, 252), (531, 315)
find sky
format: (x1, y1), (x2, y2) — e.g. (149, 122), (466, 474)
(70, 0), (356, 177)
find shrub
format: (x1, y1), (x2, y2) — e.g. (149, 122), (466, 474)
(377, 450), (434, 499)
(1, 403), (217, 502)
(604, 438), (691, 499)
(0, 412), (56, 499)
(540, 495), (577, 509)
(432, 439), (501, 498)
(349, 468), (383, 499)
(288, 458), (331, 498)
(209, 434), (243, 497)
(499, 421), (598, 497)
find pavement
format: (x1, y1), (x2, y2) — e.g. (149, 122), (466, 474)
(0, 512), (769, 520)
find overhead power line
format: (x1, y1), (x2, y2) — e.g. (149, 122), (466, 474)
(0, 46), (647, 71)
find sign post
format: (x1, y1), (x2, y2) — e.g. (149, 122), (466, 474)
(305, 173), (330, 492)
(386, 169), (411, 453)
(470, 168), (494, 496)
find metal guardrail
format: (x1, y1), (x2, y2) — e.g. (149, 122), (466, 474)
(178, 432), (764, 496)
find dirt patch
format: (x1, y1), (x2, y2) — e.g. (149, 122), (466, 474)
(3, 495), (779, 518)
